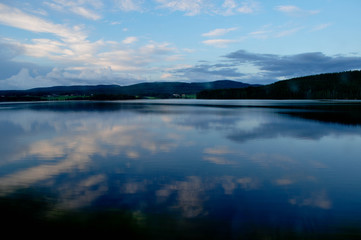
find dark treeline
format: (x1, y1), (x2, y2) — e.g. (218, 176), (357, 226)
(2, 71), (361, 101)
(0, 80), (251, 101)
(197, 70), (361, 99)
(0, 85), (135, 101)
(0, 93), (136, 102)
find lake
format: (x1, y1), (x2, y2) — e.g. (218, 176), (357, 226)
(1, 99), (361, 239)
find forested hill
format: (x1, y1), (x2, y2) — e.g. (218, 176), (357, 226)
(0, 80), (253, 101)
(197, 71), (361, 99)
(111, 80), (252, 97)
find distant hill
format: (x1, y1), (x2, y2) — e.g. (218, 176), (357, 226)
(197, 70), (361, 99)
(117, 80), (253, 97)
(0, 80), (253, 101)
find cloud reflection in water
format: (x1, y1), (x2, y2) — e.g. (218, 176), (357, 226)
(0, 101), (360, 229)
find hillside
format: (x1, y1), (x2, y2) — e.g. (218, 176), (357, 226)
(118, 80), (252, 97)
(197, 71), (361, 99)
(0, 80), (252, 101)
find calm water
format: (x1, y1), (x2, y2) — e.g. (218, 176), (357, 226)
(1, 99), (361, 238)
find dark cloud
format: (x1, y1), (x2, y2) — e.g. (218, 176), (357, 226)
(0, 42), (26, 79)
(0, 61), (52, 80)
(0, 42), (23, 60)
(177, 64), (244, 77)
(224, 50), (361, 82)
(173, 63), (245, 81)
(173, 50), (361, 84)
(225, 50), (279, 63)
(0, 42), (51, 80)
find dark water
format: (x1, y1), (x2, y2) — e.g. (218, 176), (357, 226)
(1, 99), (361, 239)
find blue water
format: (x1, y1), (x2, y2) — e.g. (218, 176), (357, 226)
(1, 100), (361, 238)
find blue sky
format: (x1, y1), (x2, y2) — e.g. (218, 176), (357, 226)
(0, 0), (361, 89)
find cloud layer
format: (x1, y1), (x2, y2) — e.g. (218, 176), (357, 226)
(173, 50), (361, 83)
(0, 1), (360, 89)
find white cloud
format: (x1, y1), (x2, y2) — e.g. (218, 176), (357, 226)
(44, 0), (102, 20)
(221, 0), (237, 15)
(275, 26), (304, 38)
(222, 0), (237, 9)
(0, 39), (179, 89)
(237, 0), (260, 14)
(248, 30), (271, 39)
(0, 3), (87, 43)
(1, 68), (57, 90)
(22, 39), (176, 81)
(113, 0), (261, 16)
(202, 27), (237, 37)
(70, 6), (101, 20)
(22, 38), (66, 57)
(155, 0), (208, 16)
(161, 73), (173, 79)
(122, 36), (138, 44)
(115, 0), (144, 12)
(18, 37), (105, 65)
(247, 24), (304, 39)
(50, 67), (114, 81)
(139, 42), (175, 55)
(202, 39), (237, 48)
(311, 23), (332, 32)
(43, 1), (64, 11)
(220, 0), (260, 15)
(277, 5), (297, 12)
(110, 21), (122, 25)
(27, 7), (49, 16)
(276, 5), (320, 17)
(0, 66), (120, 90)
(51, 40), (176, 75)
(86, 0), (104, 9)
(0, 4), (125, 74)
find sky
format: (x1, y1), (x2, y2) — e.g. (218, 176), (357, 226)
(0, 0), (361, 89)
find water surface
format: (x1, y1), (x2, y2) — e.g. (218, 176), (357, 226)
(1, 99), (361, 239)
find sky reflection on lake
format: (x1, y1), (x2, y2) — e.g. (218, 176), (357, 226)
(1, 100), (361, 238)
